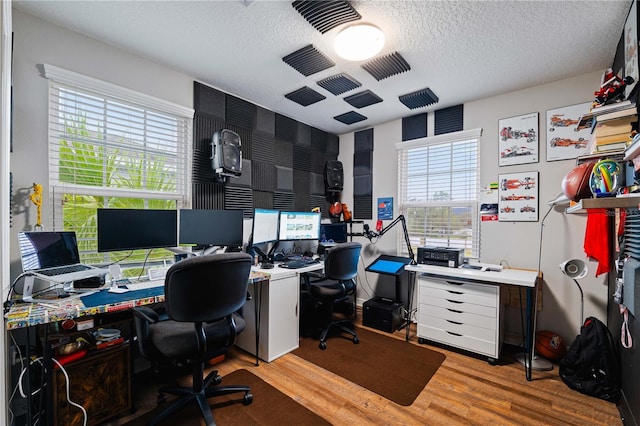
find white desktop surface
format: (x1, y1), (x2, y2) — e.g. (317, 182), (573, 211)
(251, 261), (323, 279)
(405, 264), (538, 287)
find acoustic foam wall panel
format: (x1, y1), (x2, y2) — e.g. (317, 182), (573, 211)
(353, 196), (372, 219)
(293, 169), (310, 196)
(309, 194), (331, 219)
(193, 82), (225, 120)
(193, 182), (224, 210)
(354, 128), (374, 152)
(327, 134), (339, 154)
(256, 106), (275, 136)
(224, 186), (253, 214)
(275, 114), (298, 142)
(402, 113), (427, 141)
(252, 190), (273, 210)
(310, 173), (325, 195)
(233, 159), (253, 187)
(194, 115), (225, 152)
(226, 95), (257, 129)
(251, 131), (276, 164)
(273, 192), (295, 212)
(276, 166), (294, 192)
(311, 127), (328, 152)
(353, 150), (373, 176)
(293, 146), (312, 172)
(354, 175), (372, 197)
(275, 140), (294, 168)
(296, 123), (312, 147)
(251, 161), (276, 192)
(434, 104), (464, 135)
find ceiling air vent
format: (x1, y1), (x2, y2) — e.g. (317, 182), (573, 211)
(361, 52), (411, 81)
(283, 44), (335, 76)
(344, 90), (383, 109)
(292, 0), (361, 34)
(334, 111), (367, 125)
(399, 88), (439, 109)
(285, 86), (326, 106)
(317, 73), (361, 96)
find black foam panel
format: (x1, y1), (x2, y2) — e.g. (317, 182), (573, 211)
(295, 190), (310, 212)
(252, 190), (273, 210)
(353, 195), (372, 219)
(224, 186), (253, 213)
(194, 114), (225, 152)
(233, 159), (252, 187)
(275, 140), (294, 168)
(311, 151), (327, 174)
(256, 106), (275, 136)
(251, 131), (275, 164)
(354, 128), (374, 152)
(296, 123), (311, 147)
(194, 82), (225, 120)
(276, 166), (294, 192)
(402, 113), (427, 141)
(293, 170), (310, 196)
(275, 114), (298, 142)
(251, 161), (276, 192)
(192, 182), (224, 210)
(354, 175), (372, 196)
(293, 146), (311, 172)
(327, 134), (339, 154)
(273, 192), (295, 211)
(192, 149), (216, 184)
(226, 95), (257, 129)
(310, 172), (324, 195)
(434, 104), (464, 135)
(354, 151), (372, 176)
(311, 127), (328, 152)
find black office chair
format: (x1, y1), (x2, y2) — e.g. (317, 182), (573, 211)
(133, 253), (253, 425)
(302, 242), (362, 350)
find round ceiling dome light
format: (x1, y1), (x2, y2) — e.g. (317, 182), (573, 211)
(334, 24), (385, 61)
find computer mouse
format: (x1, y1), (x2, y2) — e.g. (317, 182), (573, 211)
(260, 262), (274, 269)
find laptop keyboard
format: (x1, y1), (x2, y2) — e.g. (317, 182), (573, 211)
(38, 264), (91, 276)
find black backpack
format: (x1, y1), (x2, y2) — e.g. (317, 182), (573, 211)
(559, 317), (620, 402)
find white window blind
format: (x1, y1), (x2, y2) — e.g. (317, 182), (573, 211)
(396, 129), (482, 259)
(45, 65), (193, 268)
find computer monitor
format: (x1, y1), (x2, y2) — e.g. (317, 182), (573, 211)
(179, 209), (243, 248)
(251, 209), (279, 245)
(278, 211), (321, 241)
(97, 208), (177, 252)
(320, 223), (348, 243)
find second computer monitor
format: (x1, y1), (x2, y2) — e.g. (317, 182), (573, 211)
(179, 209), (243, 247)
(252, 209), (280, 245)
(278, 211), (321, 241)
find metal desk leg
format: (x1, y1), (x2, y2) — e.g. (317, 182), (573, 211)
(525, 286), (534, 381)
(253, 280), (263, 366)
(405, 271), (416, 342)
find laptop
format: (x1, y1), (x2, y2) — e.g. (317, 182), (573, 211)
(18, 231), (109, 284)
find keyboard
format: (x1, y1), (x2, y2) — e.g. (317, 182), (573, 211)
(38, 264), (91, 276)
(279, 258), (320, 269)
(124, 280), (165, 290)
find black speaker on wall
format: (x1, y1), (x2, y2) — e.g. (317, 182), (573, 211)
(325, 160), (343, 193)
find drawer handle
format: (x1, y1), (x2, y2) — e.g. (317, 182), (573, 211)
(446, 299), (463, 304)
(446, 281), (463, 286)
(447, 290), (463, 295)
(447, 308), (462, 313)
(447, 320), (462, 325)
(446, 331), (463, 336)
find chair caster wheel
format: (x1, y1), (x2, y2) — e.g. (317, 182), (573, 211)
(353, 336), (359, 344)
(243, 392), (253, 405)
(319, 341), (327, 350)
(213, 374), (222, 385)
(157, 393), (167, 405)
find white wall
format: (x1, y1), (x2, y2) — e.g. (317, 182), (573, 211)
(9, 10), (193, 280)
(339, 70), (609, 344)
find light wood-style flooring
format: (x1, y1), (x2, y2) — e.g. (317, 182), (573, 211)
(109, 313), (622, 426)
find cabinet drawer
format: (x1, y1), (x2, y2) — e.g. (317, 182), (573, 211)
(419, 277), (497, 299)
(419, 313), (497, 341)
(418, 324), (496, 357)
(418, 304), (497, 330)
(419, 286), (497, 308)
(419, 296), (496, 317)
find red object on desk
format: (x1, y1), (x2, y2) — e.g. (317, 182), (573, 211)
(54, 349), (87, 368)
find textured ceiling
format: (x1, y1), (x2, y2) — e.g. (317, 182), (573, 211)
(13, 0), (633, 135)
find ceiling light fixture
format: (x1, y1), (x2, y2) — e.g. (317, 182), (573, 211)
(334, 24), (385, 61)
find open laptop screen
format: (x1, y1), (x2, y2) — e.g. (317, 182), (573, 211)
(18, 231), (80, 271)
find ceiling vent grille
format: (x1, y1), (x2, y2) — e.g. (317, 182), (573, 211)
(317, 73), (361, 95)
(399, 87), (439, 109)
(285, 86), (326, 106)
(361, 52), (411, 81)
(334, 111), (367, 125)
(344, 90), (383, 109)
(283, 44), (335, 76)
(292, 0), (361, 34)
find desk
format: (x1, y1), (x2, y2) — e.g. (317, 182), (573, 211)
(405, 264), (538, 381)
(235, 262), (323, 363)
(4, 270), (269, 426)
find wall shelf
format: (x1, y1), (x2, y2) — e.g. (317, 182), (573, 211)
(565, 195), (640, 214)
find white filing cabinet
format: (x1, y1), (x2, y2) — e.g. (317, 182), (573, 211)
(417, 274), (505, 361)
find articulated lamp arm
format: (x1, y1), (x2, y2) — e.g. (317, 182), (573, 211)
(364, 215), (416, 264)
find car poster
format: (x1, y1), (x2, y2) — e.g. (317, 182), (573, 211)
(546, 102), (592, 162)
(498, 171), (538, 222)
(625, 0), (638, 98)
(498, 112), (539, 166)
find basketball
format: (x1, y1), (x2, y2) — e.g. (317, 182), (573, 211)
(561, 161), (596, 202)
(535, 330), (566, 361)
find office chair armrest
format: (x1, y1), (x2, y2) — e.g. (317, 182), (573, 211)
(133, 306), (161, 324)
(301, 271), (324, 292)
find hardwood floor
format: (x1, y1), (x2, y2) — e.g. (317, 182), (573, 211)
(108, 314), (622, 426)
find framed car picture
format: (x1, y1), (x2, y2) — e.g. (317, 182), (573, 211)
(499, 112), (539, 166)
(498, 171), (539, 222)
(546, 102), (592, 162)
(625, 0), (638, 98)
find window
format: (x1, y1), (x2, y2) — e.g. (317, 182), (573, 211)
(397, 128), (482, 259)
(44, 65), (193, 269)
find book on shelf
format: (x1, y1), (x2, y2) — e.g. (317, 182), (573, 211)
(593, 141), (629, 152)
(593, 117), (635, 137)
(576, 101), (637, 130)
(624, 134), (640, 161)
(597, 108), (637, 122)
(593, 132), (632, 145)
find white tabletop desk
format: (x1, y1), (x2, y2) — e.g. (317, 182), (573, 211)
(405, 264), (539, 380)
(235, 262), (323, 364)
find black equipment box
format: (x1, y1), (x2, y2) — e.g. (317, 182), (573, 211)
(362, 297), (404, 333)
(417, 246), (464, 268)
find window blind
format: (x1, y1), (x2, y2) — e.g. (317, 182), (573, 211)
(45, 65), (193, 267)
(396, 128), (482, 259)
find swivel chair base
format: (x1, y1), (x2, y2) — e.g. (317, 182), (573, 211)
(319, 318), (360, 350)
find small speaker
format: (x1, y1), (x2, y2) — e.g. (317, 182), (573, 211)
(211, 129), (242, 181)
(325, 160), (343, 193)
(559, 259), (588, 279)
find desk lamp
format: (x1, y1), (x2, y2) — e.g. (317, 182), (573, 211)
(515, 192), (570, 371)
(559, 259), (588, 326)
